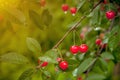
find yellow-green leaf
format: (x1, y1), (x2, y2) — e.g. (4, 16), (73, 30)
(0, 52), (29, 64)
(26, 37), (41, 53)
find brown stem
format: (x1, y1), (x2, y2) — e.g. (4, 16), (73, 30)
(85, 18), (116, 78)
(52, 16), (86, 49)
(52, 0), (102, 49)
(107, 19), (115, 32)
(85, 46), (103, 78)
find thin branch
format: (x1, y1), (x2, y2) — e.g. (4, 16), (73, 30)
(85, 58), (97, 77)
(90, 0), (103, 12)
(52, 16), (86, 49)
(107, 19), (115, 32)
(85, 18), (116, 78)
(52, 0), (102, 49)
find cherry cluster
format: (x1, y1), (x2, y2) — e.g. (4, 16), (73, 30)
(70, 44), (88, 54)
(96, 38), (106, 48)
(61, 4), (77, 16)
(36, 0), (120, 79)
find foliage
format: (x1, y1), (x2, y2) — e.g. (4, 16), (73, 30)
(0, 0), (120, 80)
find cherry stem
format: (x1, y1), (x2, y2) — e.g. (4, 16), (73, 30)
(57, 48), (63, 60)
(107, 19), (115, 32)
(75, 31), (82, 44)
(73, 30), (76, 45)
(85, 58), (97, 78)
(85, 13), (116, 79)
(52, 0), (102, 49)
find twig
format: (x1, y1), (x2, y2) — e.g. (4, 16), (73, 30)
(85, 18), (116, 78)
(52, 16), (86, 49)
(107, 19), (115, 32)
(85, 58), (97, 77)
(85, 46), (103, 78)
(52, 0), (102, 49)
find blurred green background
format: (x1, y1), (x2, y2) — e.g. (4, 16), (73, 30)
(0, 0), (80, 80)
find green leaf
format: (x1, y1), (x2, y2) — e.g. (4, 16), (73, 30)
(101, 52), (114, 60)
(78, 54), (85, 60)
(77, 58), (97, 75)
(86, 73), (106, 80)
(41, 9), (52, 26)
(72, 68), (78, 77)
(44, 50), (58, 59)
(89, 6), (100, 26)
(98, 58), (108, 71)
(90, 51), (96, 57)
(67, 58), (79, 65)
(39, 50), (58, 63)
(107, 26), (120, 51)
(113, 47), (120, 62)
(39, 56), (57, 63)
(18, 68), (34, 80)
(5, 8), (26, 24)
(43, 71), (51, 77)
(77, 0), (87, 11)
(57, 73), (66, 80)
(108, 35), (120, 51)
(0, 52), (29, 64)
(57, 72), (75, 80)
(107, 61), (115, 76)
(29, 10), (44, 30)
(26, 37), (41, 53)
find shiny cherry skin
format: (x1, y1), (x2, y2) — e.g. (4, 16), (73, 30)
(41, 61), (48, 67)
(70, 7), (77, 15)
(79, 44), (88, 53)
(70, 45), (79, 54)
(59, 61), (68, 70)
(106, 10), (115, 19)
(62, 4), (69, 12)
(96, 39), (102, 45)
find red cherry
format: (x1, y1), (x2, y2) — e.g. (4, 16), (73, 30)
(57, 57), (62, 62)
(41, 61), (48, 67)
(106, 10), (115, 19)
(70, 45), (79, 54)
(95, 39), (102, 45)
(40, 0), (46, 7)
(79, 44), (88, 53)
(61, 4), (69, 14)
(100, 43), (107, 49)
(103, 0), (108, 4)
(77, 77), (82, 80)
(70, 7), (77, 16)
(80, 33), (85, 39)
(59, 61), (68, 70)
